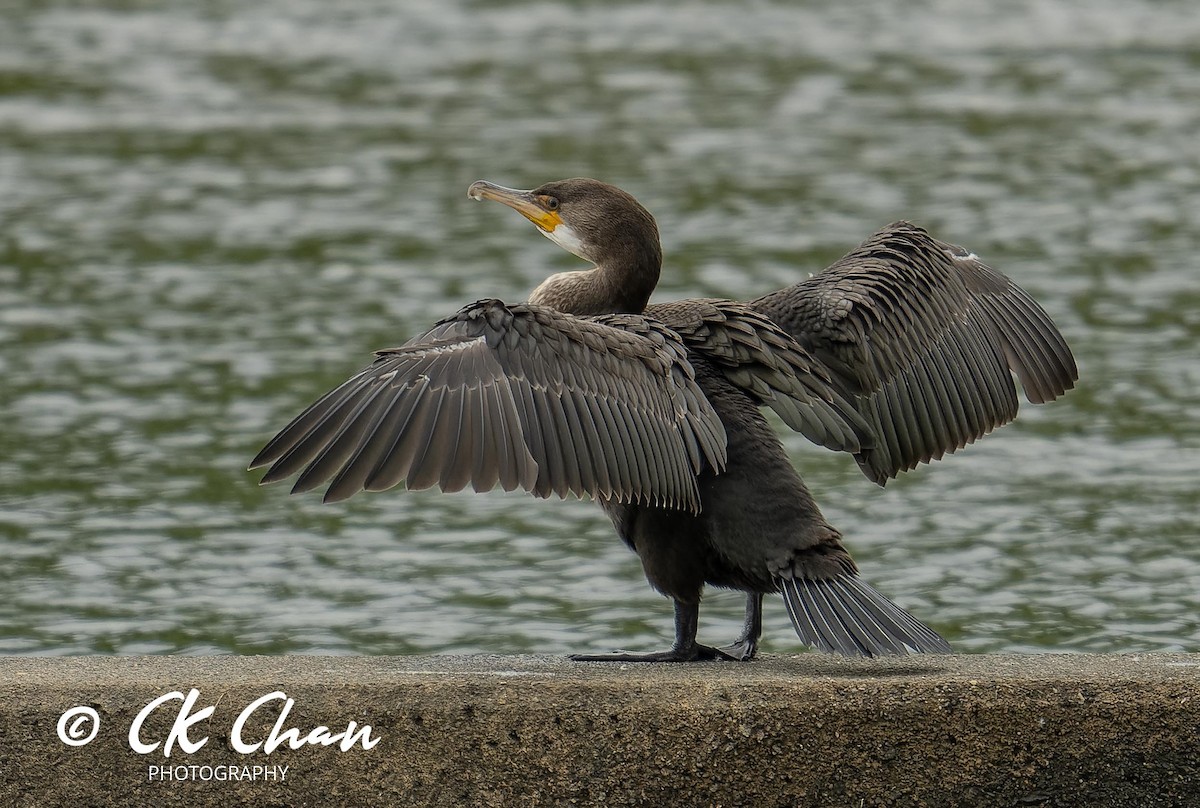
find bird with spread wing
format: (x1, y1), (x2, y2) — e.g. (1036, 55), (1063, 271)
(251, 178), (1076, 661)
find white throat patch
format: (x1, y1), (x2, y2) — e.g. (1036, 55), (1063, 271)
(540, 221), (587, 261)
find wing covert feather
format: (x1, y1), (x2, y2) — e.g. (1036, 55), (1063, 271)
(647, 299), (874, 455)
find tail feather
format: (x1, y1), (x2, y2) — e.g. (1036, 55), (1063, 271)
(821, 579), (908, 655)
(780, 575), (951, 657)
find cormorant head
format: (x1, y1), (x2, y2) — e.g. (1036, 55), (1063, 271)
(468, 178), (662, 275)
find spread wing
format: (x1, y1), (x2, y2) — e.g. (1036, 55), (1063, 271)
(250, 299), (727, 513)
(752, 222), (1077, 484)
(647, 299), (874, 454)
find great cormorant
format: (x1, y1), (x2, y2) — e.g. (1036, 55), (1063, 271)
(250, 178), (1077, 661)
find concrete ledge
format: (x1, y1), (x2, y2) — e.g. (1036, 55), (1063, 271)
(2, 654), (1198, 807)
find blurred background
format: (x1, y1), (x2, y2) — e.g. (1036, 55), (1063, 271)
(0, 0), (1196, 657)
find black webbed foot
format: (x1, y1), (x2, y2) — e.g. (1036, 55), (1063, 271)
(568, 599), (750, 663)
(715, 638), (757, 662)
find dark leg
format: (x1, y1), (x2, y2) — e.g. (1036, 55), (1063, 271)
(570, 599), (744, 663)
(718, 593), (762, 661)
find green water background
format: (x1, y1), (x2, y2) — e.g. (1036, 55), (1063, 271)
(1, 0), (1197, 656)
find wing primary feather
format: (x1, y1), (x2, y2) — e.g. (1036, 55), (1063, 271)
(436, 386), (474, 493)
(546, 387), (586, 497)
(567, 388), (613, 499)
(940, 327), (989, 439)
(394, 384), (450, 491)
(607, 397), (648, 504)
(980, 289), (1076, 403)
(504, 380), (544, 493)
(290, 377), (395, 495)
(957, 313), (1018, 428)
(466, 382), (499, 493)
(884, 382), (918, 468)
(258, 375), (378, 484)
(531, 388), (570, 498)
(868, 391), (904, 478)
(625, 397), (665, 506)
(900, 359), (940, 465)
(485, 378), (530, 493)
(323, 382), (414, 503)
(640, 411), (675, 508)
(919, 346), (969, 453)
(658, 416), (690, 511)
(928, 338), (976, 450)
(251, 370), (375, 470)
(594, 395), (636, 501)
(363, 377), (436, 492)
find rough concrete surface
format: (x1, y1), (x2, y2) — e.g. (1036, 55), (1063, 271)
(0, 653), (1197, 807)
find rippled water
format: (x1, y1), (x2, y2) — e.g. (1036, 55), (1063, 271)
(1, 0), (1197, 657)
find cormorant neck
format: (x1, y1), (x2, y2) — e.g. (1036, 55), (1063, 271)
(529, 251), (661, 316)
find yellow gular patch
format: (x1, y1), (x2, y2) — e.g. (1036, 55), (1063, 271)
(520, 208), (562, 233)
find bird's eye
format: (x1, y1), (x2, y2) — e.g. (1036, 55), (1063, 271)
(542, 196), (560, 211)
